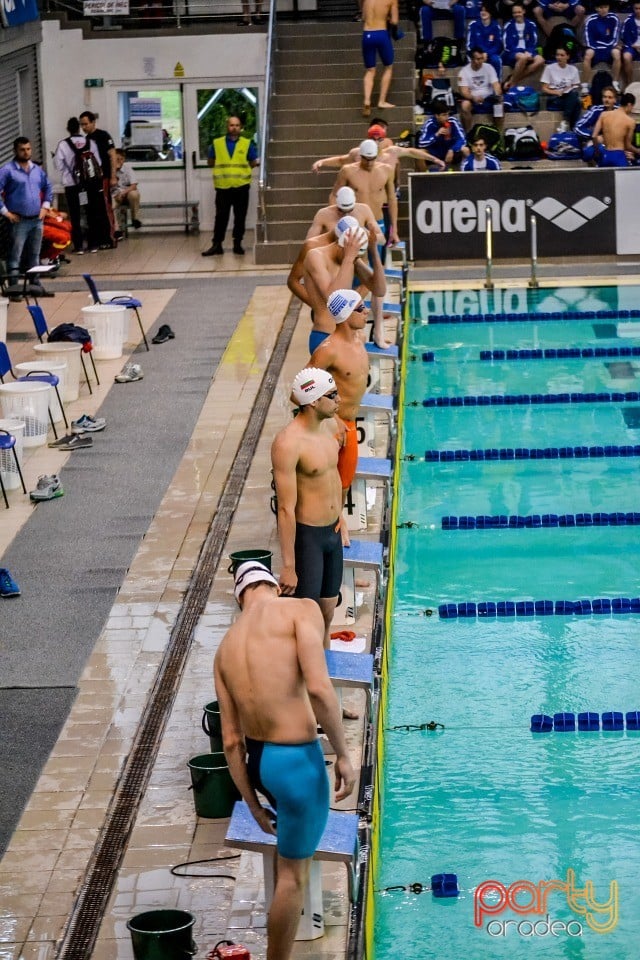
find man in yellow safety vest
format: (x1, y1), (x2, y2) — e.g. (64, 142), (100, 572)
(202, 115), (259, 257)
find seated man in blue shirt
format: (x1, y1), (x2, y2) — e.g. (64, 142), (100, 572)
(534, 0), (585, 37)
(502, 3), (545, 89)
(0, 137), (54, 299)
(467, 3), (504, 78)
(583, 1), (621, 86)
(461, 134), (502, 168)
(418, 103), (471, 166)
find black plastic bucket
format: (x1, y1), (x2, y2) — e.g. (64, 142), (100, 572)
(202, 700), (223, 752)
(227, 548), (273, 574)
(188, 752), (240, 818)
(127, 909), (196, 960)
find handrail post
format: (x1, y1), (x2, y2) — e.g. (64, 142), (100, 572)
(484, 205), (494, 290)
(257, 0), (276, 245)
(529, 214), (539, 288)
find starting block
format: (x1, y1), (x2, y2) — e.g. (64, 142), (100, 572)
(326, 649), (374, 716)
(345, 457), (392, 532)
(333, 538), (385, 625)
(225, 802), (360, 941)
(356, 392), (395, 457)
(365, 341), (399, 394)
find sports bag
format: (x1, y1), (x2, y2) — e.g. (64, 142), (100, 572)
(504, 125), (543, 159)
(66, 138), (103, 186)
(503, 85), (540, 114)
(545, 130), (582, 159)
(416, 37), (465, 69)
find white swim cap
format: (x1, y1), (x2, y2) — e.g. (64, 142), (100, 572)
(234, 561), (279, 602)
(335, 186), (356, 211)
(291, 367), (336, 405)
(327, 289), (363, 323)
(359, 138), (379, 159)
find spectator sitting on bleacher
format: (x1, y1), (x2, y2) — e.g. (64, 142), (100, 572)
(497, 0), (537, 21)
(458, 46), (504, 131)
(541, 46), (582, 127)
(461, 133), (503, 167)
(467, 3), (504, 77)
(534, 0), (585, 38)
(502, 3), (545, 88)
(575, 83), (617, 160)
(419, 0), (467, 41)
(112, 149), (142, 235)
(418, 103), (471, 165)
(583, 1), (622, 87)
(621, 1), (640, 88)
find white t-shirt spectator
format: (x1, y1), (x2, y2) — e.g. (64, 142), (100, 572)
(113, 161), (138, 200)
(541, 62), (580, 93)
(458, 62), (500, 100)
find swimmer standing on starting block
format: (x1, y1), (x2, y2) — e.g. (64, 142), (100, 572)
(215, 560), (355, 960)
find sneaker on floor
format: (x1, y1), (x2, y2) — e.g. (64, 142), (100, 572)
(56, 434), (93, 451)
(115, 361), (144, 383)
(30, 474), (64, 501)
(132, 219), (142, 229)
(152, 324), (175, 344)
(0, 568), (20, 598)
(71, 414), (106, 433)
(48, 433), (77, 448)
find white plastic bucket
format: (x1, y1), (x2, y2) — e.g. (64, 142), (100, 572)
(14, 360), (66, 423)
(81, 303), (127, 360)
(0, 298), (8, 345)
(33, 342), (82, 401)
(87, 293), (134, 341)
(0, 381), (52, 447)
(0, 418), (25, 491)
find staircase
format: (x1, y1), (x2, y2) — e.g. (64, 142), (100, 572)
(255, 19), (415, 266)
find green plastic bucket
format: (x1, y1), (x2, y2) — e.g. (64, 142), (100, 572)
(202, 700), (223, 753)
(127, 909), (196, 960)
(188, 752), (240, 818)
(227, 548), (273, 574)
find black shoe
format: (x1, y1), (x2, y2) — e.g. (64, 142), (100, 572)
(114, 230), (125, 241)
(98, 242), (114, 250)
(132, 219), (142, 229)
(233, 243), (245, 255)
(152, 324), (175, 344)
(202, 244), (224, 256)
(253, 14), (265, 23)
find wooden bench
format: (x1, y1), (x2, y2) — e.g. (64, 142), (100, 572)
(225, 801), (360, 940)
(120, 200), (200, 234)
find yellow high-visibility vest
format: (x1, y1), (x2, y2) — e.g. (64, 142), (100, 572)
(211, 137), (252, 189)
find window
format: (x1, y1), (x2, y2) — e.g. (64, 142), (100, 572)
(196, 87), (258, 164)
(117, 89), (183, 162)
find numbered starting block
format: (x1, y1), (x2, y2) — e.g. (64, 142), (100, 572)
(225, 802), (360, 941)
(345, 457), (392, 532)
(356, 392), (395, 457)
(334, 539), (385, 625)
(365, 341), (399, 394)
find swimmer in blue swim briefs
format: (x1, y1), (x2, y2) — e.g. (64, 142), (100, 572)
(361, 0), (400, 116)
(215, 560), (356, 960)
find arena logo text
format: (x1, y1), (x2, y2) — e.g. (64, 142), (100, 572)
(474, 869), (618, 938)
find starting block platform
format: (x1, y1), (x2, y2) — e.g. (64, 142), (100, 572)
(326, 649), (374, 715)
(225, 802), (360, 940)
(345, 457), (393, 532)
(357, 392), (395, 455)
(365, 341), (399, 394)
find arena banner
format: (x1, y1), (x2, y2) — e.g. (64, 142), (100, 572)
(408, 169), (620, 261)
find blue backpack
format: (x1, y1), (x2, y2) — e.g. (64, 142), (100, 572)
(503, 86), (540, 115)
(545, 131), (582, 160)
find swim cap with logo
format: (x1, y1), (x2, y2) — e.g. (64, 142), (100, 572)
(335, 215), (368, 253)
(327, 289), (363, 323)
(234, 561), (279, 602)
(291, 367), (336, 405)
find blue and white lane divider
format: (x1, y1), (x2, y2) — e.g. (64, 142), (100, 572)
(439, 598), (640, 618)
(422, 309), (640, 324)
(422, 391), (640, 407)
(477, 346), (640, 361)
(442, 512), (640, 529)
(425, 445), (640, 462)
(532, 712), (640, 732)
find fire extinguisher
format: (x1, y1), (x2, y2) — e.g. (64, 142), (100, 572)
(207, 940), (251, 960)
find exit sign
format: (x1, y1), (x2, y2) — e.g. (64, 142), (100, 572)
(84, 78), (104, 88)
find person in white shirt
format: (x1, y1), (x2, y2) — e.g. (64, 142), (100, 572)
(541, 46), (581, 128)
(112, 148), (142, 237)
(458, 47), (504, 131)
(53, 116), (103, 254)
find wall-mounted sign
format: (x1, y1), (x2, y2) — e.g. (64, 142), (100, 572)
(84, 78), (104, 88)
(83, 0), (129, 14)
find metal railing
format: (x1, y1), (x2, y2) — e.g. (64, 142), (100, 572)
(484, 205), (494, 291)
(529, 214), (539, 289)
(39, 0), (269, 30)
(258, 0), (276, 243)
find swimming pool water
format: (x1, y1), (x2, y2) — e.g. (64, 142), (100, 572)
(373, 287), (640, 959)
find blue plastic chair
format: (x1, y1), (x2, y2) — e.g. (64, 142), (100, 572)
(82, 273), (149, 351)
(0, 428), (27, 509)
(28, 304), (100, 392)
(0, 341), (64, 437)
